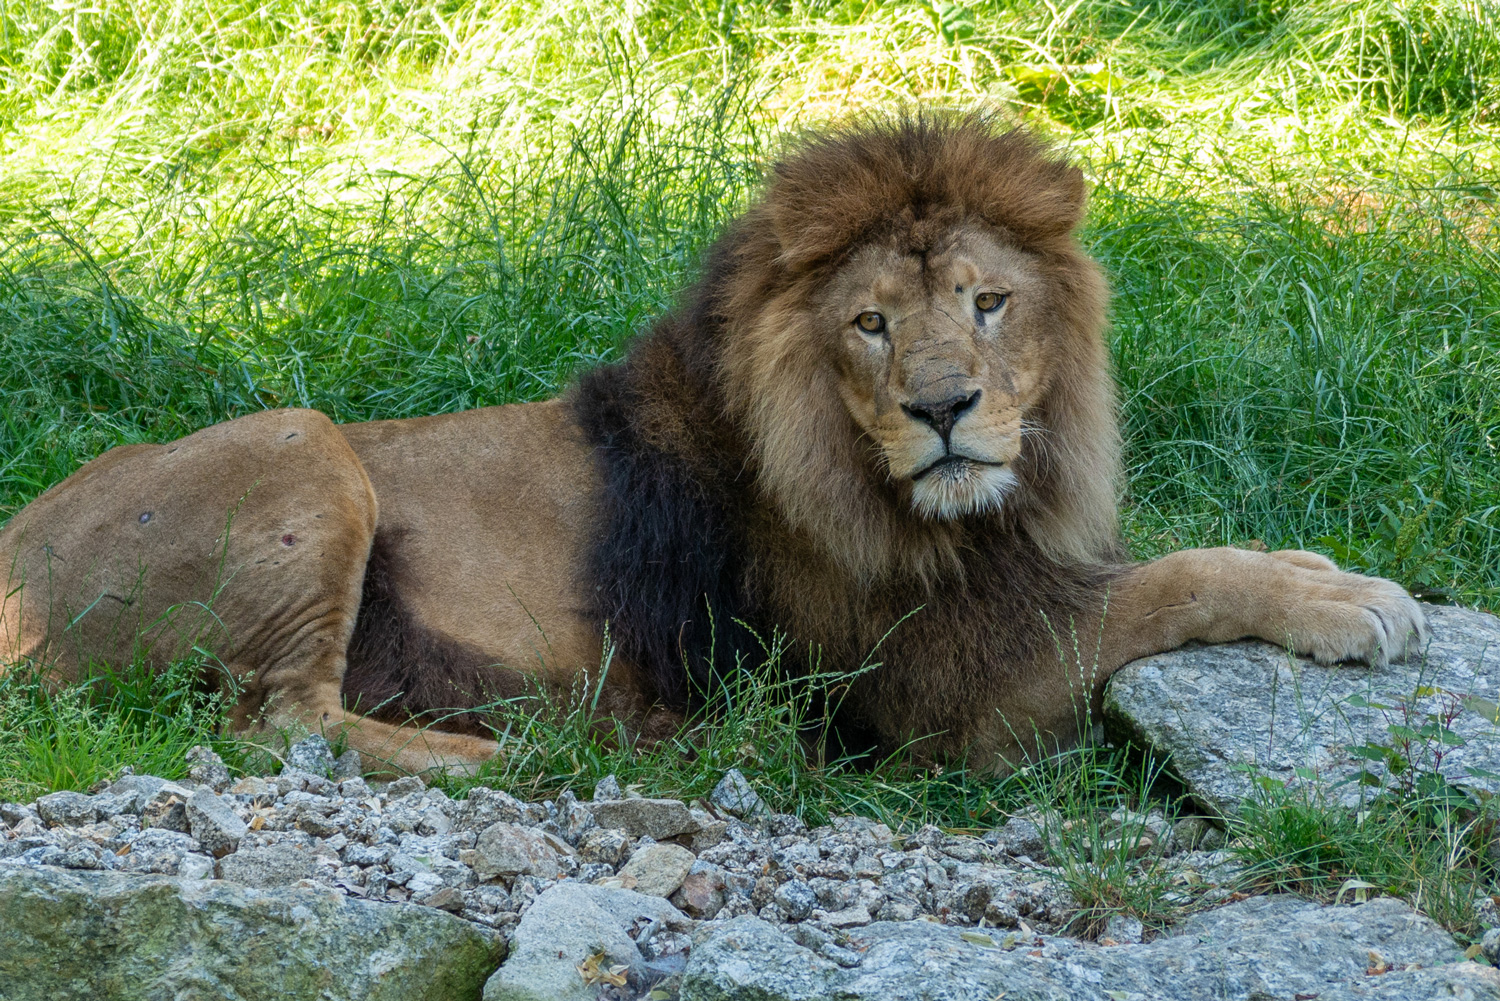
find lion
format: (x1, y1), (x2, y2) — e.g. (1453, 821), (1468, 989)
(0, 115), (1426, 776)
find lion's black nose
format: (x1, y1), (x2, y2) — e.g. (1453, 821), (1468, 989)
(903, 390), (980, 443)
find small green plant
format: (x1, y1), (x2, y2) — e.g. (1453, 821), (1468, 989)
(1231, 683), (1500, 937)
(997, 742), (1184, 937)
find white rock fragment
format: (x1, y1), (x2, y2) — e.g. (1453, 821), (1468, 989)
(473, 823), (560, 881)
(187, 788), (248, 858)
(709, 769), (767, 819)
(617, 842), (695, 898)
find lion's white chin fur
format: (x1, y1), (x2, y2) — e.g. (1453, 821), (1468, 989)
(910, 461), (1018, 521)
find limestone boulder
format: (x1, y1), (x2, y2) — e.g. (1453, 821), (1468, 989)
(483, 882), (689, 1001)
(682, 895), (1497, 1000)
(0, 866), (504, 1001)
(1105, 604), (1500, 817)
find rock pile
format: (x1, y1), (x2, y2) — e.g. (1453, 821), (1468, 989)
(6, 599), (1500, 1000)
(1, 746), (1114, 941)
(4, 736), (1496, 999)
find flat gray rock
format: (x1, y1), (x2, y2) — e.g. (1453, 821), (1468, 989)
(484, 881), (690, 1001)
(1105, 604), (1500, 816)
(0, 865), (505, 1001)
(681, 895), (1499, 1001)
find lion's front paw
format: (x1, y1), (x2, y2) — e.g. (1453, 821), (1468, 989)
(1269, 556), (1428, 666)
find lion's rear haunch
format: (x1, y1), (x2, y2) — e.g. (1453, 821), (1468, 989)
(567, 113), (1125, 761)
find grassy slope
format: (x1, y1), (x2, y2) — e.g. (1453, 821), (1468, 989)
(1, 0), (1499, 931)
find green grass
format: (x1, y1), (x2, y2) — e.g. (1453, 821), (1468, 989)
(0, 656), (245, 801)
(1, 0), (1498, 931)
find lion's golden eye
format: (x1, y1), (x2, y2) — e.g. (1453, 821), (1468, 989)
(855, 311), (886, 335)
(975, 292), (1007, 313)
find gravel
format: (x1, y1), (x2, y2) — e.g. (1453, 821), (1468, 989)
(0, 737), (1366, 998)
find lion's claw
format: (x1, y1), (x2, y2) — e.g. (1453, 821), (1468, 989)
(1270, 553), (1427, 666)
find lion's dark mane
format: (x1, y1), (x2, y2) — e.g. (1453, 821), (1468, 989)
(570, 115), (1125, 759)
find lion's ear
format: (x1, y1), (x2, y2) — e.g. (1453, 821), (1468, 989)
(1053, 165), (1089, 232)
(977, 160), (1089, 241)
(766, 174), (864, 271)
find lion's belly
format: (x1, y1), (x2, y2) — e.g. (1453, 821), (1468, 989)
(338, 399), (605, 682)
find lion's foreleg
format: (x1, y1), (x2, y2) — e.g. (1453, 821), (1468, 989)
(1095, 546), (1426, 674)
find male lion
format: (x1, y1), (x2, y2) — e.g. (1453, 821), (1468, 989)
(0, 116), (1425, 776)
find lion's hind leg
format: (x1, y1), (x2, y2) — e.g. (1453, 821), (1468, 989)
(183, 412), (500, 778)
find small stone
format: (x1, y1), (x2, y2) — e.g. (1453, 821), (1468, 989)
(22, 845), (68, 867)
(1482, 926), (1500, 965)
(991, 816), (1047, 859)
(876, 898), (920, 921)
(576, 827), (631, 867)
(828, 816), (894, 846)
(219, 843), (316, 888)
(338, 776), (372, 798)
(454, 787), (523, 831)
(1170, 816), (1218, 853)
(1, 803), (36, 826)
(1103, 913), (1144, 944)
(406, 871), (445, 898)
(115, 828), (199, 875)
(554, 791), (595, 844)
(286, 735), (337, 777)
(592, 774), (622, 801)
(345, 843), (394, 866)
(385, 775), (426, 799)
(811, 878), (857, 911)
(273, 768), (310, 796)
(686, 810), (729, 852)
(1197, 826), (1227, 852)
(332, 749), (363, 781)
(618, 843), (695, 898)
(640, 929), (693, 962)
(178, 853), (215, 880)
(709, 769), (767, 819)
(417, 808), (453, 838)
(821, 904), (872, 928)
(186, 788), (247, 858)
(141, 785), (194, 833)
(671, 863), (726, 919)
(60, 845), (104, 870)
(36, 791), (97, 827)
(574, 863), (614, 883)
(590, 798), (698, 840)
(101, 775), (171, 814)
(473, 823), (560, 881)
(766, 814), (806, 837)
(229, 776), (276, 806)
(186, 746), (231, 791)
(773, 879), (817, 921)
(955, 881), (992, 922)
(8, 818), (45, 839)
(419, 886), (465, 912)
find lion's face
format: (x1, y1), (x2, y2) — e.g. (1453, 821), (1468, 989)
(822, 223), (1047, 520)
